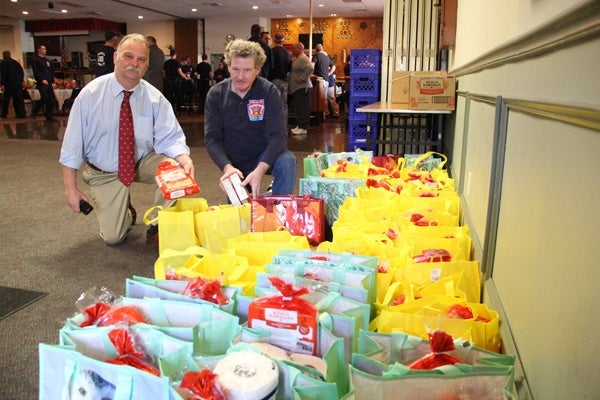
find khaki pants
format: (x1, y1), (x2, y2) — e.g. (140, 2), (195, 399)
(81, 152), (168, 245)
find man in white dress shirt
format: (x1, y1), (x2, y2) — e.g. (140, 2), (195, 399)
(60, 33), (194, 245)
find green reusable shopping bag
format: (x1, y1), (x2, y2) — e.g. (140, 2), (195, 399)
(40, 325), (196, 400)
(345, 330), (516, 400)
(125, 275), (240, 315)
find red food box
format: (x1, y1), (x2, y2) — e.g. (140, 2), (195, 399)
(155, 161), (200, 200)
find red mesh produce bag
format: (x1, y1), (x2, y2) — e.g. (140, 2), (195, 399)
(105, 328), (160, 376)
(408, 330), (463, 370)
(179, 370), (225, 400)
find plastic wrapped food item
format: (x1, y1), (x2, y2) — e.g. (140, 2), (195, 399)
(104, 327), (160, 376)
(248, 277), (318, 355)
(407, 330), (463, 370)
(182, 277), (229, 305)
(179, 369), (225, 400)
(213, 351), (278, 400)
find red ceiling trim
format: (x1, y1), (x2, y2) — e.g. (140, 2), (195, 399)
(25, 18), (126, 34)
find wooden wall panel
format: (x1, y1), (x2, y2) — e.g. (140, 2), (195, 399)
(174, 19), (198, 67)
(271, 17), (383, 77)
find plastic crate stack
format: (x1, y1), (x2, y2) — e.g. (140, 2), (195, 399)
(348, 49), (382, 152)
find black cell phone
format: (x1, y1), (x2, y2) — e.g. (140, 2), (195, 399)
(79, 199), (94, 215)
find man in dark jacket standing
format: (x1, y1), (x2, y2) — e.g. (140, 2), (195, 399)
(248, 24), (273, 79)
(143, 35), (164, 91)
(1, 50), (26, 119)
(95, 30), (120, 77)
(31, 45), (56, 121)
(269, 33), (292, 116)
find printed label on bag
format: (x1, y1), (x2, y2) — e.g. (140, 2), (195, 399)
(248, 306), (317, 355)
(430, 268), (442, 282)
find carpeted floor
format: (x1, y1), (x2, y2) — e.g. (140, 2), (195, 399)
(0, 137), (310, 399)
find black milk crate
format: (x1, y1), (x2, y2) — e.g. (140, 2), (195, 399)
(350, 49), (382, 74)
(350, 73), (380, 94)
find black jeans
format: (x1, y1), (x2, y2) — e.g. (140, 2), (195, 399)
(291, 87), (312, 129)
(33, 83), (56, 119)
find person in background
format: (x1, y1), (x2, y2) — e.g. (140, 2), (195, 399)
(1, 50), (26, 119)
(59, 33), (193, 246)
(288, 42), (313, 135)
(326, 63), (340, 118)
(163, 49), (190, 109)
(213, 61), (228, 83)
(204, 39), (296, 198)
(261, 31), (272, 46)
(195, 54), (212, 111)
(180, 56), (193, 77)
(248, 24), (273, 79)
(269, 32), (292, 117)
(96, 30), (120, 77)
(311, 43), (336, 117)
(220, 56), (230, 79)
(143, 35), (165, 92)
(30, 45), (57, 121)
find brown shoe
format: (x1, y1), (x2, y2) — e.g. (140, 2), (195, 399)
(146, 224), (159, 245)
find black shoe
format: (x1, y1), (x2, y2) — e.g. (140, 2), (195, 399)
(128, 199), (137, 225)
(146, 224), (159, 245)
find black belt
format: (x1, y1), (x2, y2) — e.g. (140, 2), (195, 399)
(87, 160), (141, 173)
(87, 162), (113, 173)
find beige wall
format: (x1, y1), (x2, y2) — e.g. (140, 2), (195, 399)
(447, 1), (600, 399)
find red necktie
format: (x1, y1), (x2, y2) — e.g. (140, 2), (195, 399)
(118, 91), (135, 186)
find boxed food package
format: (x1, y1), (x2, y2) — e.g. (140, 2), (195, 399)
(391, 71), (456, 110)
(155, 161), (200, 200)
(222, 174), (249, 206)
(390, 71), (411, 104)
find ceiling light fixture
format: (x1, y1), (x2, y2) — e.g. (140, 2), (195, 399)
(138, 15), (143, 19)
(192, 8), (197, 12)
(22, 11), (28, 14)
(252, 5), (258, 10)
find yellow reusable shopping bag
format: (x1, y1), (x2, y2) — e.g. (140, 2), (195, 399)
(144, 197), (209, 254)
(194, 203), (251, 253)
(226, 230), (310, 266)
(396, 259), (481, 303)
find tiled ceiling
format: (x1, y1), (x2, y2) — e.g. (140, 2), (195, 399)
(1, 0), (384, 23)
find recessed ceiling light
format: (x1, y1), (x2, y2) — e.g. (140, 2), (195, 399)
(286, 14), (292, 17)
(22, 11), (28, 14)
(330, 13), (337, 16)
(11, 0), (18, 3)
(61, 9), (67, 13)
(252, 5), (258, 10)
(191, 8), (197, 12)
(318, 4), (324, 7)
(138, 15), (143, 19)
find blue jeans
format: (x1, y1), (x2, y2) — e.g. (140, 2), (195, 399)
(246, 149), (297, 195)
(270, 149), (297, 195)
